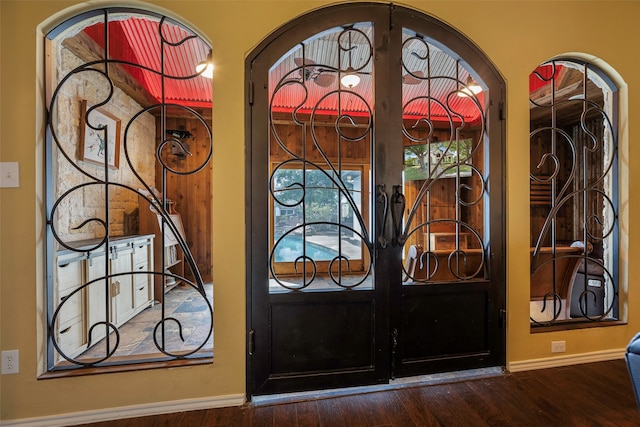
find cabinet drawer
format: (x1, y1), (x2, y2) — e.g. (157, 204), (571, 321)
(57, 318), (85, 357)
(57, 261), (83, 292)
(133, 261), (149, 284)
(132, 245), (149, 265)
(58, 288), (83, 326)
(134, 282), (151, 308)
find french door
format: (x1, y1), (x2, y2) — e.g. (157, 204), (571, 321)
(247, 3), (505, 397)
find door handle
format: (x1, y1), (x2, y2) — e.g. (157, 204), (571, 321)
(391, 185), (406, 246)
(376, 184), (389, 249)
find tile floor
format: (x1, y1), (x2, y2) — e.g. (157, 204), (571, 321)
(78, 283), (213, 362)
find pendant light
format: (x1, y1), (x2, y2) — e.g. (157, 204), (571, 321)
(341, 67), (361, 88)
(340, 30), (360, 88)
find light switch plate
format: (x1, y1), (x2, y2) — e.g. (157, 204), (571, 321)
(0, 162), (19, 188)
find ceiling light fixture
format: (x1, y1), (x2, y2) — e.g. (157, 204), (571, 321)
(341, 67), (361, 88)
(196, 50), (214, 79)
(458, 76), (482, 97)
(340, 29), (360, 89)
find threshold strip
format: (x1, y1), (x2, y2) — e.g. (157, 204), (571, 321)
(252, 366), (505, 406)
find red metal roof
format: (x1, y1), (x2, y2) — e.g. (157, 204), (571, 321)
(82, 18), (483, 122)
(84, 18), (212, 108)
(530, 64), (563, 93)
(268, 28), (484, 123)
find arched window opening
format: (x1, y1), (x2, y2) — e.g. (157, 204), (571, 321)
(529, 59), (619, 327)
(45, 8), (213, 371)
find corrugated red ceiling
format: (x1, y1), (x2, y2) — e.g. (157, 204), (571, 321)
(267, 31), (485, 123)
(82, 18), (484, 121)
(530, 64), (563, 92)
(84, 18), (212, 108)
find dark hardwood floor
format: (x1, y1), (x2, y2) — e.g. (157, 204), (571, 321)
(75, 359), (639, 426)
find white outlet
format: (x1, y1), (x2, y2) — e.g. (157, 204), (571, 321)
(2, 350), (19, 374)
(551, 340), (566, 353)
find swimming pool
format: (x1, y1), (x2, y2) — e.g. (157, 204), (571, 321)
(274, 235), (339, 262)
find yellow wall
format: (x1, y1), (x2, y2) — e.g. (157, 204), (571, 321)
(1, 0), (639, 422)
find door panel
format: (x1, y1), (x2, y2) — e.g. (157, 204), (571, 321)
(389, 20), (503, 376)
(270, 298), (374, 374)
(248, 3), (505, 398)
(400, 286), (490, 361)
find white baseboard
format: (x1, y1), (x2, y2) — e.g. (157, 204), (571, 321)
(507, 348), (626, 373)
(0, 393), (245, 427)
(1, 350), (628, 426)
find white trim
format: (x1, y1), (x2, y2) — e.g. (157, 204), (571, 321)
(0, 394), (245, 427)
(507, 349), (626, 373)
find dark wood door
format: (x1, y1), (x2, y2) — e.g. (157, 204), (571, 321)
(247, 3), (505, 397)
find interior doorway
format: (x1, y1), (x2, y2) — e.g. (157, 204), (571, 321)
(246, 3), (505, 397)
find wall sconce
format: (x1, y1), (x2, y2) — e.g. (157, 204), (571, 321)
(166, 129), (192, 159)
(341, 67), (360, 88)
(196, 50), (214, 79)
(458, 76), (482, 97)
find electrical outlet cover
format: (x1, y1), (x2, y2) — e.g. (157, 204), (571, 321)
(2, 350), (19, 374)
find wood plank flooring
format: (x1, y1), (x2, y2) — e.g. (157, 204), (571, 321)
(75, 359), (640, 426)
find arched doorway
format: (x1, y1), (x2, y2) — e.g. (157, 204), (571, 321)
(246, 3), (505, 397)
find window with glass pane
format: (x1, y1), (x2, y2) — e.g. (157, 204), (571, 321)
(272, 168), (363, 263)
(45, 8), (213, 372)
(267, 23), (374, 292)
(529, 59), (619, 326)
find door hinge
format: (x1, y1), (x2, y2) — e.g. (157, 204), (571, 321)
(499, 308), (506, 326)
(248, 329), (255, 355)
(390, 327), (398, 379)
(499, 100), (505, 121)
(248, 80), (254, 105)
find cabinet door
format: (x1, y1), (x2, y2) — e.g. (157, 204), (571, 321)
(56, 260), (84, 326)
(86, 254), (110, 343)
(55, 259), (86, 359)
(112, 254), (135, 324)
(132, 241), (152, 309)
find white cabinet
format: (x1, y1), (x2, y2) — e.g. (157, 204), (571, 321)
(132, 241), (153, 309)
(111, 246), (135, 325)
(86, 254), (108, 344)
(138, 200), (186, 302)
(55, 252), (87, 359)
(54, 235), (154, 359)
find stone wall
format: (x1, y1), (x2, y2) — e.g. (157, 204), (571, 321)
(52, 41), (156, 242)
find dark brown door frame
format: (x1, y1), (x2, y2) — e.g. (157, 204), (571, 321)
(245, 2), (506, 399)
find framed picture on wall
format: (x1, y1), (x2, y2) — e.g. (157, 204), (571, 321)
(78, 100), (121, 168)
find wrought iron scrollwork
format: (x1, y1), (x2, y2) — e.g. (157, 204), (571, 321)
(46, 10), (213, 367)
(399, 32), (487, 284)
(529, 60), (618, 325)
(268, 25), (374, 291)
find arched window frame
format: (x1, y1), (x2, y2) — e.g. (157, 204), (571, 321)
(529, 56), (622, 328)
(43, 6), (214, 374)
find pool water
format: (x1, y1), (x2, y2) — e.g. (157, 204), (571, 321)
(274, 235), (339, 262)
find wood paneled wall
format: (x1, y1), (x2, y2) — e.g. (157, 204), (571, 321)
(529, 119), (606, 251)
(270, 116), (371, 165)
(156, 114), (213, 282)
(530, 125), (575, 246)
